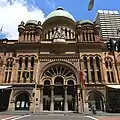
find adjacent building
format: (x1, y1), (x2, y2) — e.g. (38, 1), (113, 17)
(0, 7), (120, 113)
(95, 10), (120, 40)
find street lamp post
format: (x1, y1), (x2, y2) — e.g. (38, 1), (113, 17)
(32, 80), (37, 113)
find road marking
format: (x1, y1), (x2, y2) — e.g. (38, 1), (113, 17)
(85, 116), (99, 120)
(1, 116), (19, 120)
(11, 115), (31, 120)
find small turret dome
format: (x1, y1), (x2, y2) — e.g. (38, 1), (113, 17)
(25, 20), (38, 25)
(77, 20), (93, 25)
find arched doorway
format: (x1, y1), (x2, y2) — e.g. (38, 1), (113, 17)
(43, 80), (50, 111)
(15, 93), (30, 110)
(54, 77), (64, 111)
(67, 80), (76, 111)
(88, 90), (104, 111)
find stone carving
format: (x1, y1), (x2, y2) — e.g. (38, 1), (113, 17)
(53, 28), (66, 39)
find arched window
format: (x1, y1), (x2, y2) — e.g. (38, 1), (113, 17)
(95, 57), (102, 83)
(25, 57), (28, 70)
(83, 56), (89, 83)
(17, 57), (23, 83)
(19, 57), (22, 70)
(105, 58), (115, 83)
(89, 32), (92, 41)
(69, 30), (71, 39)
(30, 32), (32, 41)
(83, 31), (85, 42)
(4, 58), (13, 83)
(27, 32), (29, 41)
(23, 57), (29, 83)
(90, 57), (95, 83)
(48, 31), (50, 39)
(65, 28), (67, 39)
(30, 57), (35, 82)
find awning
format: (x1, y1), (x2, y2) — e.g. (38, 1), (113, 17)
(0, 86), (12, 90)
(106, 85), (120, 89)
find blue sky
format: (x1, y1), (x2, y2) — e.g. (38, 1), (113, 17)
(0, 0), (120, 39)
(28, 0), (120, 21)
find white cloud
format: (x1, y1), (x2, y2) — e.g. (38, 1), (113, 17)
(0, 0), (45, 39)
(45, 0), (56, 10)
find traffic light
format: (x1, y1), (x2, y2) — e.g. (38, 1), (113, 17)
(107, 39), (114, 52)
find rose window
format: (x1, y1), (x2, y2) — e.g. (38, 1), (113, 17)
(43, 66), (75, 78)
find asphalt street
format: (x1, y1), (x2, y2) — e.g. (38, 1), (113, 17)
(0, 114), (97, 120)
(1, 112), (120, 120)
(16, 114), (96, 120)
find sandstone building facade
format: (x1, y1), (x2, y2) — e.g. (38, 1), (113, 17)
(0, 7), (120, 113)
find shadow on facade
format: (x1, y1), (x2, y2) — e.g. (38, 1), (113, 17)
(106, 87), (120, 113)
(0, 89), (11, 112)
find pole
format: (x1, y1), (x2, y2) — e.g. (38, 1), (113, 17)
(33, 81), (37, 113)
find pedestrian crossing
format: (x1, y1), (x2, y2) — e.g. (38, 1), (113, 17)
(0, 115), (31, 120)
(0, 116), (19, 120)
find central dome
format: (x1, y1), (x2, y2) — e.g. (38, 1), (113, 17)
(45, 7), (75, 22)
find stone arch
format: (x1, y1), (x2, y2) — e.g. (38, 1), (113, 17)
(66, 79), (76, 85)
(42, 79), (52, 85)
(104, 57), (113, 62)
(13, 90), (32, 102)
(39, 61), (79, 84)
(94, 54), (102, 59)
(14, 92), (30, 110)
(53, 75), (65, 85)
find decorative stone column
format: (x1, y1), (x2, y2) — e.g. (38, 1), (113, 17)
(40, 86), (43, 112)
(8, 89), (15, 111)
(64, 86), (68, 112)
(93, 60), (98, 83)
(87, 59), (92, 83)
(50, 86), (54, 112)
(74, 93), (77, 112)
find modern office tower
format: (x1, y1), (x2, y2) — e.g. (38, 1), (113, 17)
(95, 10), (120, 40)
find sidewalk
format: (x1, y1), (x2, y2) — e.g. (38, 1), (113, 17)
(84, 111), (120, 116)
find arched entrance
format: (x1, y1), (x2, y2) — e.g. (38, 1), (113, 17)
(42, 64), (78, 112)
(54, 77), (64, 111)
(15, 93), (30, 110)
(67, 80), (76, 111)
(43, 80), (50, 111)
(88, 90), (104, 111)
